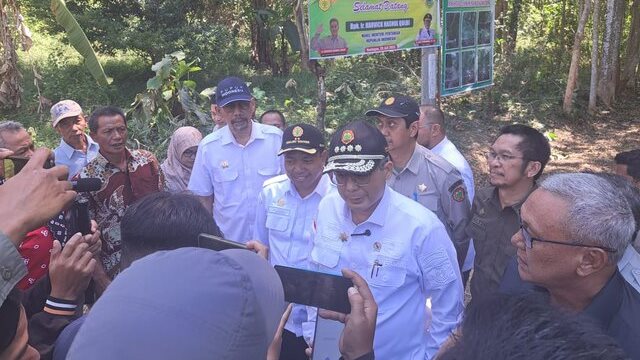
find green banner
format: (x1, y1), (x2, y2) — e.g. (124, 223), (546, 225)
(441, 0), (494, 96)
(308, 0), (440, 59)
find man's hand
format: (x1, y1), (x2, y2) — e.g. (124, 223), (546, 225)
(49, 234), (97, 301)
(0, 148), (75, 246)
(319, 269), (377, 360)
(246, 240), (269, 260)
(267, 303), (293, 360)
(84, 220), (102, 256)
(0, 147), (14, 178)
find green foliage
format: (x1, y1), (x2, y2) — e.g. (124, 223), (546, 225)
(128, 52), (212, 157)
(49, 0), (111, 85)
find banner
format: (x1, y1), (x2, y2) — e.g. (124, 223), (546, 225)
(441, 0), (494, 96)
(308, 0), (440, 59)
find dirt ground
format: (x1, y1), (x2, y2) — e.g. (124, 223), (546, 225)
(443, 94), (640, 186)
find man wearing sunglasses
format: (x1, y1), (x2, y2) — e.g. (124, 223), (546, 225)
(466, 124), (550, 302)
(309, 121), (463, 359)
(509, 173), (640, 359)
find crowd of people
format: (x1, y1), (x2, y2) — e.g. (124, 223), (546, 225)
(0, 74), (638, 360)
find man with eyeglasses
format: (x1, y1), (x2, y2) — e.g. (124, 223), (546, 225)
(366, 95), (471, 268)
(188, 76), (283, 243)
(309, 120), (463, 359)
(508, 173), (640, 359)
(466, 124), (550, 302)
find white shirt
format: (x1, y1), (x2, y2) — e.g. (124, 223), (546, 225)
(254, 173), (333, 336)
(54, 134), (100, 179)
(310, 187), (464, 359)
(188, 122), (283, 242)
(431, 136), (476, 271)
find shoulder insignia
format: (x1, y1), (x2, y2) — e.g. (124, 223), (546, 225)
(262, 174), (288, 188)
(424, 150), (457, 173)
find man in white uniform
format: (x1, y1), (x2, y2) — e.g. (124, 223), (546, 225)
(188, 76), (283, 242)
(310, 120), (464, 359)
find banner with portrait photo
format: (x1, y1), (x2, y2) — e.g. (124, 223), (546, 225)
(441, 0), (494, 96)
(308, 0), (440, 59)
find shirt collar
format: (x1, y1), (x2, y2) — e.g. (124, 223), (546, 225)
(430, 136), (450, 154)
(582, 270), (625, 329)
(393, 144), (422, 176)
(58, 134), (100, 160)
(220, 121), (262, 146)
(488, 183), (538, 211)
(286, 174), (331, 199)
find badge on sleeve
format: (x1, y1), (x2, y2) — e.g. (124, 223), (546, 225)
(452, 185), (466, 202)
(448, 179), (466, 202)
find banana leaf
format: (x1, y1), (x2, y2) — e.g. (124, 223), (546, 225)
(50, 0), (111, 85)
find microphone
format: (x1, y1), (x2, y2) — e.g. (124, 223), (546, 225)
(351, 229), (371, 237)
(71, 178), (102, 192)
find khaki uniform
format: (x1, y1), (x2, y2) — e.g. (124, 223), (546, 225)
(466, 185), (535, 300)
(388, 144), (471, 263)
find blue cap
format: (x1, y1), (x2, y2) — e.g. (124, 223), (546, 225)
(215, 76), (252, 107)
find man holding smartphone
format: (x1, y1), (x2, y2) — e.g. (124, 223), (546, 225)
(310, 121), (464, 359)
(254, 123), (332, 360)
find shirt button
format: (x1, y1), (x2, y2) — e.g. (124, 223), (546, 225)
(1, 267), (12, 280)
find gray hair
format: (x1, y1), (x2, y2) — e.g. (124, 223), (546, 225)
(540, 173), (635, 263)
(0, 121), (26, 148)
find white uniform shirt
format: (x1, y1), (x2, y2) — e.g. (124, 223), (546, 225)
(254, 173), (333, 336)
(188, 122), (283, 242)
(54, 134), (100, 180)
(310, 187), (464, 359)
(432, 136), (476, 271)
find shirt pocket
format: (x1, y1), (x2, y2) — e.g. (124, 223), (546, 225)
(311, 244), (342, 270)
(266, 206), (290, 232)
(213, 168), (239, 182)
(365, 255), (407, 288)
(418, 192), (439, 213)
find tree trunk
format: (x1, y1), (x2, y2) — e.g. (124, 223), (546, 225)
(506, 0), (522, 54)
(0, 0), (23, 109)
(563, 0), (591, 115)
(250, 0), (273, 70)
(311, 60), (326, 130)
(621, 0), (640, 89)
(589, 0), (600, 114)
(597, 0), (625, 107)
(293, 0), (309, 71)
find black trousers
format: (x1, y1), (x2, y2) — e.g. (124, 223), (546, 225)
(280, 329), (309, 360)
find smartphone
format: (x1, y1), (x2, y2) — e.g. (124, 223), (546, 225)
(2, 156), (55, 179)
(274, 265), (352, 314)
(65, 200), (92, 238)
(197, 233), (247, 251)
(311, 316), (344, 360)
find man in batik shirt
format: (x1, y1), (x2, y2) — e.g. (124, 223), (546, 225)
(79, 106), (163, 279)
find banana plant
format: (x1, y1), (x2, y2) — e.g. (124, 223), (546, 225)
(50, 0), (111, 85)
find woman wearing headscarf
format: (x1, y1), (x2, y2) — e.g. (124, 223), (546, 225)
(161, 126), (202, 193)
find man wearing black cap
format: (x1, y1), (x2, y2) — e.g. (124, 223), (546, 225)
(366, 95), (472, 267)
(309, 120), (463, 359)
(254, 123), (331, 359)
(188, 76), (283, 243)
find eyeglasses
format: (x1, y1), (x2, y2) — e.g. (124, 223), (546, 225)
(519, 223), (617, 253)
(330, 171), (374, 187)
(485, 151), (524, 163)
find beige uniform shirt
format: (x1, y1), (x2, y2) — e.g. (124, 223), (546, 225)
(388, 144), (471, 264)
